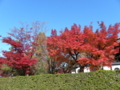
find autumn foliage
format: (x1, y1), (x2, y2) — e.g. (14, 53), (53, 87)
(77, 22), (120, 70)
(0, 21), (46, 75)
(0, 21), (120, 76)
(47, 22), (120, 72)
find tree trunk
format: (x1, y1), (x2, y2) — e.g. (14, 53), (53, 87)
(79, 66), (85, 72)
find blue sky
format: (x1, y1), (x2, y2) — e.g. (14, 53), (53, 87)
(0, 0), (120, 52)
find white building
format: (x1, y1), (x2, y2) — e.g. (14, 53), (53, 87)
(71, 62), (120, 73)
(103, 62), (120, 70)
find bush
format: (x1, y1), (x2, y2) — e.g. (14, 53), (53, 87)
(0, 70), (120, 90)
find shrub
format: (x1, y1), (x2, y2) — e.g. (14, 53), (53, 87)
(0, 70), (120, 90)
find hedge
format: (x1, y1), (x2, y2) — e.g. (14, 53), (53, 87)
(0, 70), (120, 90)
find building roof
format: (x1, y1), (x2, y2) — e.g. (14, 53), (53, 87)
(112, 62), (120, 65)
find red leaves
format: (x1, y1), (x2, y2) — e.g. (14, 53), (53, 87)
(79, 22), (120, 68)
(47, 24), (85, 63)
(0, 25), (40, 75)
(47, 22), (120, 71)
(2, 37), (22, 47)
(1, 50), (37, 70)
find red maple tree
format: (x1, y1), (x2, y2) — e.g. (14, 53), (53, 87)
(47, 24), (89, 72)
(47, 22), (120, 72)
(77, 22), (120, 70)
(0, 21), (44, 75)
